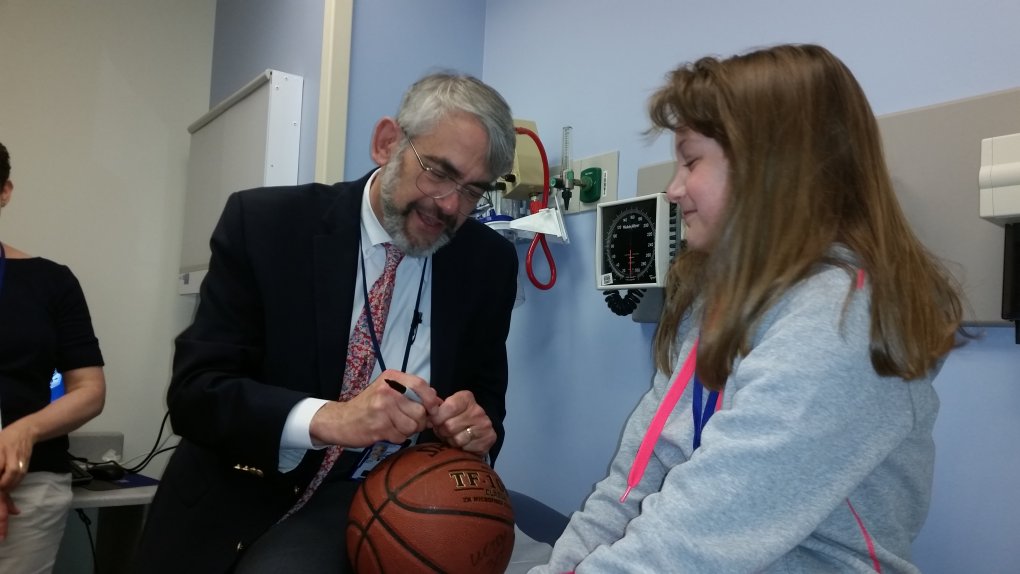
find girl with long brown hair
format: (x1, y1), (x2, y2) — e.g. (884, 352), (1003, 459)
(532, 44), (962, 573)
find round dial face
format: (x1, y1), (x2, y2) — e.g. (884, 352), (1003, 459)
(604, 206), (656, 285)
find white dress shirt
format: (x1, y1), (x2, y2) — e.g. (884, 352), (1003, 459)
(277, 171), (433, 471)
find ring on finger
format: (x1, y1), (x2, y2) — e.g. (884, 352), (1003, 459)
(464, 427), (475, 442)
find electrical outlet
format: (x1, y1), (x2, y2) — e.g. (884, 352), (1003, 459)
(563, 150), (618, 215)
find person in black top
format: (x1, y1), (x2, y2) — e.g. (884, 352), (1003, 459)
(0, 141), (106, 573)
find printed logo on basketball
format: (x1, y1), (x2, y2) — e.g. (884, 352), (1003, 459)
(448, 469), (510, 502)
(347, 444), (515, 574)
(471, 529), (514, 570)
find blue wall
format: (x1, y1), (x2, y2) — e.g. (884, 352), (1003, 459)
(210, 1), (1020, 571)
(343, 0), (487, 178)
(481, 2), (1020, 573)
(210, 0), (324, 184)
(914, 327), (1020, 572)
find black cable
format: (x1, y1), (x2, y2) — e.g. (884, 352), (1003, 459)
(124, 445), (179, 475)
(604, 289), (646, 316)
(66, 410), (174, 478)
(146, 410), (172, 458)
(124, 410), (174, 474)
(75, 508), (98, 574)
(65, 413), (175, 574)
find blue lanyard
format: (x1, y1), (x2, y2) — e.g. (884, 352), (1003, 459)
(691, 374), (720, 451)
(358, 243), (427, 373)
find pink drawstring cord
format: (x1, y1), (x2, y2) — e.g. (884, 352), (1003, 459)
(621, 340), (699, 502)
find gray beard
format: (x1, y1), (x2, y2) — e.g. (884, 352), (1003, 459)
(378, 161), (455, 258)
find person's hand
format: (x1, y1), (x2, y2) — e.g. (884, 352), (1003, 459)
(309, 370), (441, 448)
(0, 490), (20, 541)
(428, 390), (496, 455)
(0, 425), (33, 492)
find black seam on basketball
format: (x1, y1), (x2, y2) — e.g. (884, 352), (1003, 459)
(381, 455), (512, 519)
(354, 477), (383, 537)
(385, 453), (487, 493)
(384, 462), (511, 512)
(352, 446), (514, 573)
(346, 521), (369, 568)
(360, 512), (446, 573)
(355, 526), (388, 573)
(384, 504), (515, 527)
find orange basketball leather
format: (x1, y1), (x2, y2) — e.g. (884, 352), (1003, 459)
(347, 443), (515, 573)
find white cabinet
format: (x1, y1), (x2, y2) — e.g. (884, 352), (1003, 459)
(179, 69), (303, 294)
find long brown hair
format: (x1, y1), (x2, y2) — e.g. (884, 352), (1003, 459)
(650, 44), (963, 390)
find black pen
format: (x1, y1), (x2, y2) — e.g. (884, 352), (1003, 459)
(385, 378), (423, 404)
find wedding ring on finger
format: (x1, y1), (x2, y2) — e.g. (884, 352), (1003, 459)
(464, 427), (475, 442)
(18, 460), (25, 471)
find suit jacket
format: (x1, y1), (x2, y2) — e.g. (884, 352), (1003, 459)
(134, 173), (518, 573)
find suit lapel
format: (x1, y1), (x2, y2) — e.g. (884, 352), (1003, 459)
(313, 178), (367, 400)
(430, 253), (452, 394)
(429, 236), (472, 396)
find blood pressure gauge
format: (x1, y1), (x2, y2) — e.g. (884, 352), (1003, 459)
(595, 193), (677, 290)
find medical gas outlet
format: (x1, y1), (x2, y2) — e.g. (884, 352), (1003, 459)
(579, 167), (604, 204)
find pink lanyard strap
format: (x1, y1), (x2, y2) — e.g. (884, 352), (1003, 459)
(621, 339), (708, 502)
(850, 268), (881, 571)
(618, 269), (879, 569)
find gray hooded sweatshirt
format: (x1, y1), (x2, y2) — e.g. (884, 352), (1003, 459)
(531, 256), (939, 573)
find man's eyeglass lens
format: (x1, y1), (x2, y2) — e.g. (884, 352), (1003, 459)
(416, 171), (491, 217)
(407, 137), (493, 216)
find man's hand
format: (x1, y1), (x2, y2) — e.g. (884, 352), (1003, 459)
(308, 370), (441, 448)
(429, 390), (496, 455)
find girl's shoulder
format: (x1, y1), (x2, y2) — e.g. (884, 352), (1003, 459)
(758, 255), (870, 343)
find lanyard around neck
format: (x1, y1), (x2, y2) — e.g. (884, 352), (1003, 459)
(358, 242), (427, 374)
(621, 338), (723, 502)
(620, 269), (867, 503)
(692, 376), (720, 450)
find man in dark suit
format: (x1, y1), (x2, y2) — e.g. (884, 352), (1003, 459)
(134, 73), (519, 573)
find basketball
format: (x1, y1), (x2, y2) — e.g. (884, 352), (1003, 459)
(346, 443), (515, 573)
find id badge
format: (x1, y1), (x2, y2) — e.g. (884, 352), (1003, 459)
(349, 434), (418, 480)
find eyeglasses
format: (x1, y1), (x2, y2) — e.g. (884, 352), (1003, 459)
(404, 135), (494, 217)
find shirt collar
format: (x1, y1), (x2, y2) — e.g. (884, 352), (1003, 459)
(360, 169), (392, 256)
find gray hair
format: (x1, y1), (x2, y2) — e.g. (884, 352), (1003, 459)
(396, 72), (516, 180)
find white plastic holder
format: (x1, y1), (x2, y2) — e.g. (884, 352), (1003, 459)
(508, 206), (570, 244)
(482, 219), (520, 244)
